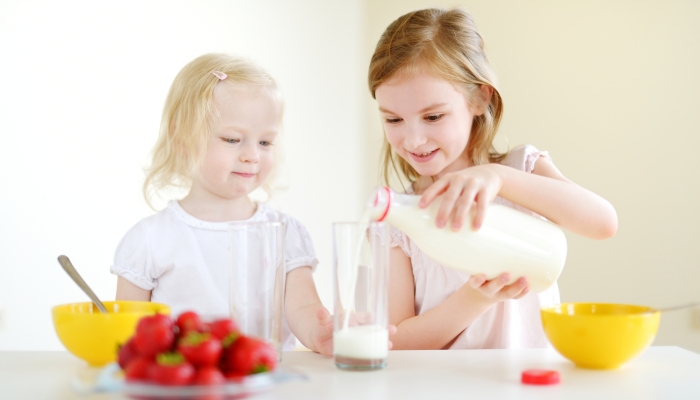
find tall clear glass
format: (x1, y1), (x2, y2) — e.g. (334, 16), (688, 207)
(332, 221), (390, 370)
(229, 221), (285, 359)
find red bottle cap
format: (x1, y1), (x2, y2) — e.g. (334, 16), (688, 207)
(374, 186), (392, 222)
(521, 369), (560, 385)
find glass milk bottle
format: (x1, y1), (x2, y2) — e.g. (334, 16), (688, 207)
(367, 187), (567, 293)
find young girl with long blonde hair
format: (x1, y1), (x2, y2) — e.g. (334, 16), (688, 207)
(369, 9), (617, 349)
(112, 53), (333, 354)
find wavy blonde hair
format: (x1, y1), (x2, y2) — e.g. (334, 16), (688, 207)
(143, 53), (282, 208)
(369, 8), (506, 186)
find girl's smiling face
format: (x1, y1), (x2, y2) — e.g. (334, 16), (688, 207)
(193, 83), (281, 200)
(375, 71), (483, 179)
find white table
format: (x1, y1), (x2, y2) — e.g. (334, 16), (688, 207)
(1, 347), (699, 399)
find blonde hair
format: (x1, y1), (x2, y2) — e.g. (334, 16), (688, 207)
(368, 8), (505, 186)
(143, 53), (282, 208)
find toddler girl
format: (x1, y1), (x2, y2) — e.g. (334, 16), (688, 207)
(112, 54), (333, 355)
(368, 9), (618, 349)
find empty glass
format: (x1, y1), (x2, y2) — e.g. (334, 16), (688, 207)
(229, 221), (285, 359)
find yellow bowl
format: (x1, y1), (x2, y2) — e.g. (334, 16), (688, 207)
(52, 301), (170, 367)
(541, 303), (660, 369)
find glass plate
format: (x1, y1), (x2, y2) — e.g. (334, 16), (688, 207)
(72, 362), (307, 398)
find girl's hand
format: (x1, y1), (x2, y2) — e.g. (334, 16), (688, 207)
(310, 307), (334, 356)
(467, 273), (530, 302)
(419, 164), (503, 231)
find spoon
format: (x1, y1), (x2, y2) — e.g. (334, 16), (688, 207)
(653, 301), (700, 313)
(57, 255), (108, 313)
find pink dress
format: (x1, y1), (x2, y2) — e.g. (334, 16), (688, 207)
(390, 145), (560, 349)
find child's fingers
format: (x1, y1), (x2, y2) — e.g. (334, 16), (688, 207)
(419, 178), (449, 208)
(316, 338), (334, 357)
(388, 324), (397, 350)
(478, 273), (510, 296)
(471, 191), (489, 231)
(316, 307), (332, 324)
(316, 317), (334, 338)
(498, 277), (529, 300)
(435, 182), (465, 229)
(467, 274), (487, 288)
(388, 324), (397, 335)
(450, 202), (469, 232)
(322, 324), (335, 340)
(513, 286), (530, 300)
(451, 186), (479, 232)
(512, 277), (530, 299)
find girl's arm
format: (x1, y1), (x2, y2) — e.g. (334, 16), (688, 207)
(420, 157), (617, 240)
(498, 157), (617, 239)
(284, 266), (334, 355)
(115, 276), (151, 301)
(389, 246), (529, 350)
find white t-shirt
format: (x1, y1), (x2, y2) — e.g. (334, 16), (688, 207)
(110, 200), (318, 349)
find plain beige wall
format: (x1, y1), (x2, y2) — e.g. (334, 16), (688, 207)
(365, 0), (700, 352)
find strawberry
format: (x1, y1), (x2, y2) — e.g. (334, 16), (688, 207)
(148, 352), (195, 386)
(206, 318), (239, 341)
(192, 366), (226, 386)
(124, 356), (154, 382)
(117, 338), (140, 370)
(224, 371), (246, 382)
(134, 314), (174, 357)
(220, 336), (277, 375)
(176, 311), (204, 334)
(177, 331), (222, 368)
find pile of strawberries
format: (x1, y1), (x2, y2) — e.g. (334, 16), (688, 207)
(117, 311), (277, 386)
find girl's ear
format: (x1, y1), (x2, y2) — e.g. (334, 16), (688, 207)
(473, 85), (494, 116)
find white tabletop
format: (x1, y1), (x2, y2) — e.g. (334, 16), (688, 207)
(1, 346), (699, 399)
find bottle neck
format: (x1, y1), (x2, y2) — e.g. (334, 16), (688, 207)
(367, 186), (392, 221)
(367, 186), (421, 222)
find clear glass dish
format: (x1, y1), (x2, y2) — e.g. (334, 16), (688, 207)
(72, 362), (306, 398)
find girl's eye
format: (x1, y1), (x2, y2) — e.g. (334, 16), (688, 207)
(259, 141), (274, 147)
(425, 114), (444, 122)
(385, 117), (402, 124)
(222, 137), (239, 144)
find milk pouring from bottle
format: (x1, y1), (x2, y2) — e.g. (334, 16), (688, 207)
(368, 187), (567, 292)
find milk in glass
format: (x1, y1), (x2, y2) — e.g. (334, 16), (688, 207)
(332, 221), (389, 370)
(334, 325), (389, 360)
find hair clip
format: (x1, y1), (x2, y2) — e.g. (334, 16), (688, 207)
(211, 71), (227, 80)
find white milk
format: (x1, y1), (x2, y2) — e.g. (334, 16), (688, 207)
(368, 187), (567, 293)
(334, 325), (389, 359)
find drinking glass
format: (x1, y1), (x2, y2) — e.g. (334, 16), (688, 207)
(229, 221), (285, 359)
(332, 221), (389, 370)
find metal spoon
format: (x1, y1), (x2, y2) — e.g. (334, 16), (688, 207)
(57, 255), (108, 313)
(654, 301), (700, 313)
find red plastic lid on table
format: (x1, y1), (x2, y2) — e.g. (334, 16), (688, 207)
(521, 369), (560, 385)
